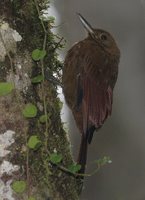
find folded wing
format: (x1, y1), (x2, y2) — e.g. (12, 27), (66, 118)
(82, 74), (113, 143)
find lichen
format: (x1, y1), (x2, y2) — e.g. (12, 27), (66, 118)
(6, 51), (32, 93)
(0, 130), (20, 200)
(0, 130), (15, 157)
(0, 180), (15, 200)
(0, 21), (22, 62)
(0, 160), (19, 176)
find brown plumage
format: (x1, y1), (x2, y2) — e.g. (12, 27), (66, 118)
(62, 14), (120, 174)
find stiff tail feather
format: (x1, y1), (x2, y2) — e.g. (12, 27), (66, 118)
(77, 135), (88, 174)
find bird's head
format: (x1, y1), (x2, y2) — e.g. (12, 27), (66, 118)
(77, 13), (120, 56)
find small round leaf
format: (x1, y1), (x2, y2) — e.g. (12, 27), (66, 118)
(68, 164), (81, 174)
(32, 49), (46, 61)
(28, 135), (41, 150)
(22, 103), (37, 118)
(49, 153), (62, 164)
(12, 180), (26, 194)
(39, 115), (47, 123)
(0, 82), (14, 96)
(31, 75), (44, 83)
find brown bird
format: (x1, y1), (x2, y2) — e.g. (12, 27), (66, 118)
(62, 13), (120, 174)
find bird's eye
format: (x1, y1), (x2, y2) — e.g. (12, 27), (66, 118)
(100, 33), (108, 41)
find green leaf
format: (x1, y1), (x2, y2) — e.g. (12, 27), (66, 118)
(95, 156), (112, 166)
(32, 49), (46, 61)
(49, 153), (62, 164)
(58, 101), (63, 110)
(48, 16), (55, 23)
(68, 163), (81, 174)
(0, 82), (14, 96)
(27, 135), (41, 150)
(12, 180), (26, 194)
(28, 197), (36, 200)
(39, 115), (47, 123)
(31, 75), (44, 83)
(22, 103), (37, 118)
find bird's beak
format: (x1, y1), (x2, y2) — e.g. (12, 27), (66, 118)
(77, 13), (95, 36)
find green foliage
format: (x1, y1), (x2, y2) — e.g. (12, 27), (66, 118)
(49, 153), (63, 164)
(12, 180), (26, 194)
(28, 135), (41, 150)
(39, 114), (47, 123)
(31, 75), (44, 83)
(48, 16), (55, 23)
(95, 156), (112, 166)
(58, 100), (63, 110)
(63, 123), (69, 133)
(32, 49), (46, 61)
(0, 82), (14, 96)
(22, 103), (37, 118)
(68, 163), (81, 174)
(28, 197), (36, 200)
(39, 15), (55, 23)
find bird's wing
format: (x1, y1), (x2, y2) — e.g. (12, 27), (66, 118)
(77, 44), (116, 143)
(82, 74), (113, 141)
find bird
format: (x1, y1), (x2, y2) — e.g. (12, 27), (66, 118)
(62, 13), (120, 174)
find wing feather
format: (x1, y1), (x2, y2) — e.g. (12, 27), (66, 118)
(82, 74), (113, 141)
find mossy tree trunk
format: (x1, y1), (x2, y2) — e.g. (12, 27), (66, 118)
(0, 1), (81, 199)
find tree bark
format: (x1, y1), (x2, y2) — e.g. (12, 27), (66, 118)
(0, 1), (81, 199)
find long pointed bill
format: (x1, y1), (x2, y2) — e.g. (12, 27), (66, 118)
(77, 13), (95, 35)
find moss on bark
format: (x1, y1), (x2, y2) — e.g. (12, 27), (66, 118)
(0, 0), (81, 199)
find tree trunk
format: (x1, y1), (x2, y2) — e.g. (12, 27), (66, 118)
(0, 1), (81, 199)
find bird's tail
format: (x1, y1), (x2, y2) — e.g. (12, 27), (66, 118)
(77, 135), (88, 174)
